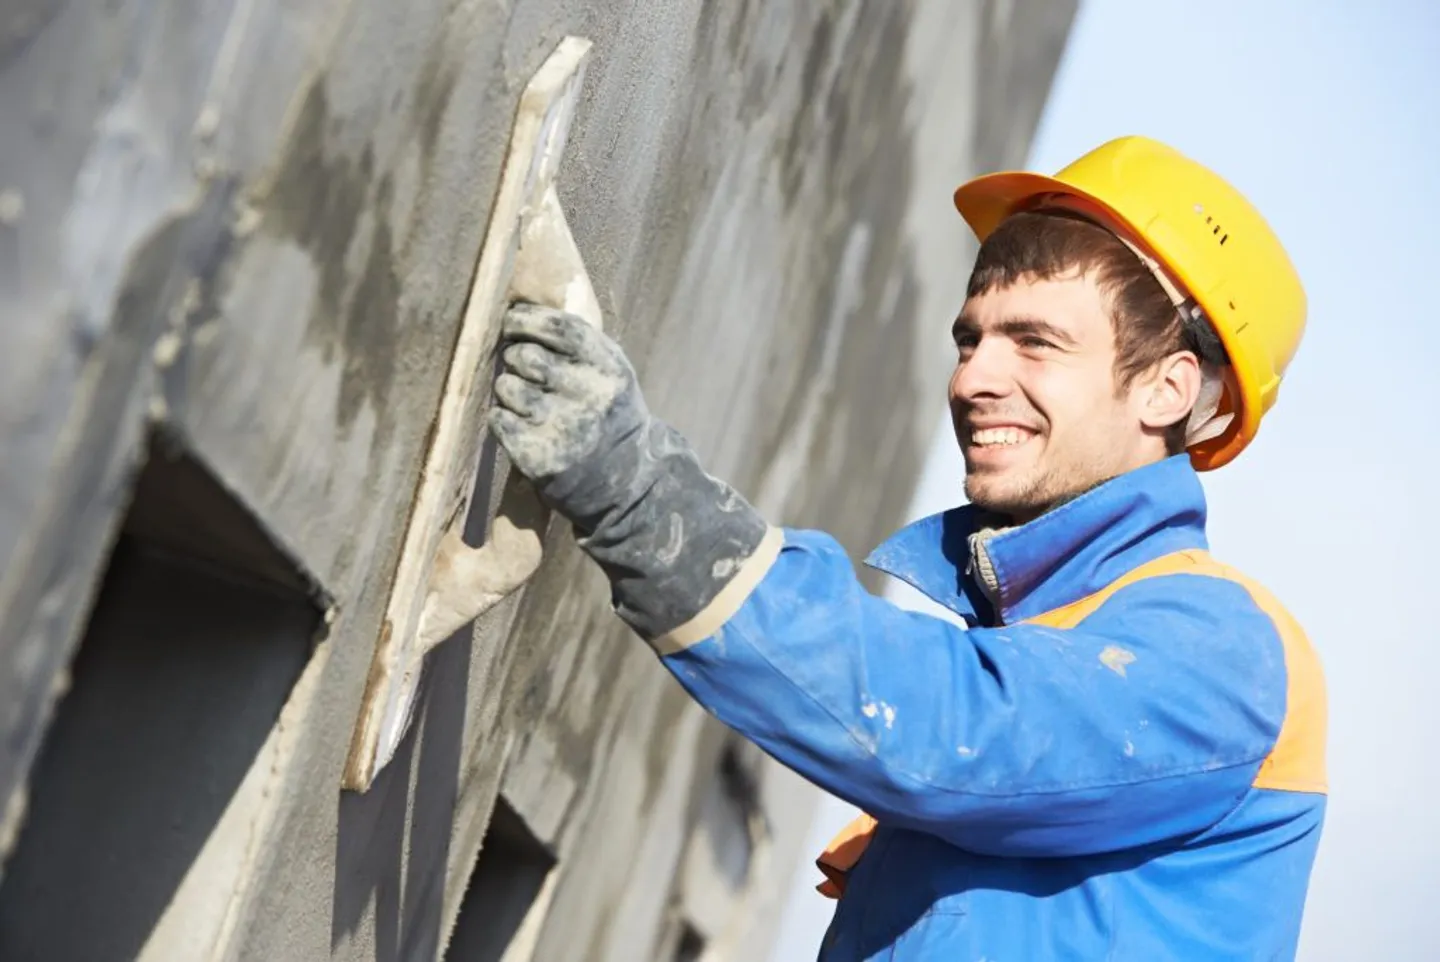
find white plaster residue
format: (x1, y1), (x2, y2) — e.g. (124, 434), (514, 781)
(565, 273), (597, 317)
(656, 512), (684, 565)
(0, 188), (25, 224)
(193, 104), (221, 140)
(153, 330), (183, 367)
(231, 198), (261, 237)
(712, 556), (745, 579)
(417, 515), (545, 652)
(860, 699), (896, 729)
(1099, 645), (1137, 678)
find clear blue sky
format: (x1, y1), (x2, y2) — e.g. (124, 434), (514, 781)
(772, 2), (1440, 958)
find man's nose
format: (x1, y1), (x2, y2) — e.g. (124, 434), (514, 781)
(950, 339), (1014, 402)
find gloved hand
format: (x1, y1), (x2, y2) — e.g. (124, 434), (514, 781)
(489, 303), (773, 643)
(489, 301), (645, 489)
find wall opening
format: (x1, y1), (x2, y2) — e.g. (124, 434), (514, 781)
(444, 797), (557, 962)
(697, 739), (765, 892)
(672, 923), (707, 962)
(661, 737), (770, 961)
(0, 438), (322, 962)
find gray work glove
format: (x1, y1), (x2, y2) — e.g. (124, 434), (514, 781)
(488, 303), (770, 641)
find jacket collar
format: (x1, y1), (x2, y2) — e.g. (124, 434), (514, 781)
(864, 455), (1210, 625)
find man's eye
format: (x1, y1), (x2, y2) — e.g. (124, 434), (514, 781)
(1021, 336), (1055, 350)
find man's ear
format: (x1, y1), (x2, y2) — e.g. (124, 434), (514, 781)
(1135, 351), (1202, 432)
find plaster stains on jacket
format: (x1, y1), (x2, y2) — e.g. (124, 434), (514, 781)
(650, 455), (1327, 962)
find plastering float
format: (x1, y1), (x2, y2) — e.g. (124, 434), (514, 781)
(343, 36), (601, 792)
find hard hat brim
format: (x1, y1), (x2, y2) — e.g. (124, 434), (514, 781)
(954, 170), (1123, 244)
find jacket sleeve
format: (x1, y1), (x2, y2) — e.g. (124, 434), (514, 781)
(654, 528), (1288, 857)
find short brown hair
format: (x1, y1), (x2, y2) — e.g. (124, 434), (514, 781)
(966, 211), (1225, 452)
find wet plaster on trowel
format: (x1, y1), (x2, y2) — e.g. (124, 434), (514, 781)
(495, 183), (617, 478)
(344, 38), (601, 792)
(413, 187), (611, 660)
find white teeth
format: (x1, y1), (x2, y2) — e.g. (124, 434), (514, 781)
(972, 427), (1030, 446)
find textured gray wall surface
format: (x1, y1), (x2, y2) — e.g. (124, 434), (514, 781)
(0, 1), (1074, 960)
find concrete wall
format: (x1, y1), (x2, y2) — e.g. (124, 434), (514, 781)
(0, 1), (1074, 960)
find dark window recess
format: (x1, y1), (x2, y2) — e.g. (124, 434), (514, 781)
(701, 740), (767, 891)
(0, 439), (323, 962)
(119, 435), (319, 595)
(651, 910), (708, 962)
(444, 798), (556, 962)
(673, 924), (707, 962)
(656, 738), (769, 961)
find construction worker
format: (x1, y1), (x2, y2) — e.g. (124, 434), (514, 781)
(488, 136), (1326, 960)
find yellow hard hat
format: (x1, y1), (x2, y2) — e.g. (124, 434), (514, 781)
(953, 135), (1306, 470)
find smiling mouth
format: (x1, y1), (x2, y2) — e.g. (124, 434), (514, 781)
(969, 426), (1037, 448)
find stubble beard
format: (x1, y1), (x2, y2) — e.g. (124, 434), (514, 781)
(963, 451), (1115, 524)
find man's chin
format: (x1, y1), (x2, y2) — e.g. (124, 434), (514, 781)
(963, 472), (1040, 520)
(965, 467), (1113, 524)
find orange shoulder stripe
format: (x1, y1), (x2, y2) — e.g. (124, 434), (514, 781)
(1023, 549), (1327, 794)
(815, 550), (1327, 899)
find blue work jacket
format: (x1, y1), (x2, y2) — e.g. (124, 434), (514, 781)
(653, 455), (1327, 960)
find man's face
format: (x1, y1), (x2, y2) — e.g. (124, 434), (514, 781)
(949, 270), (1155, 522)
